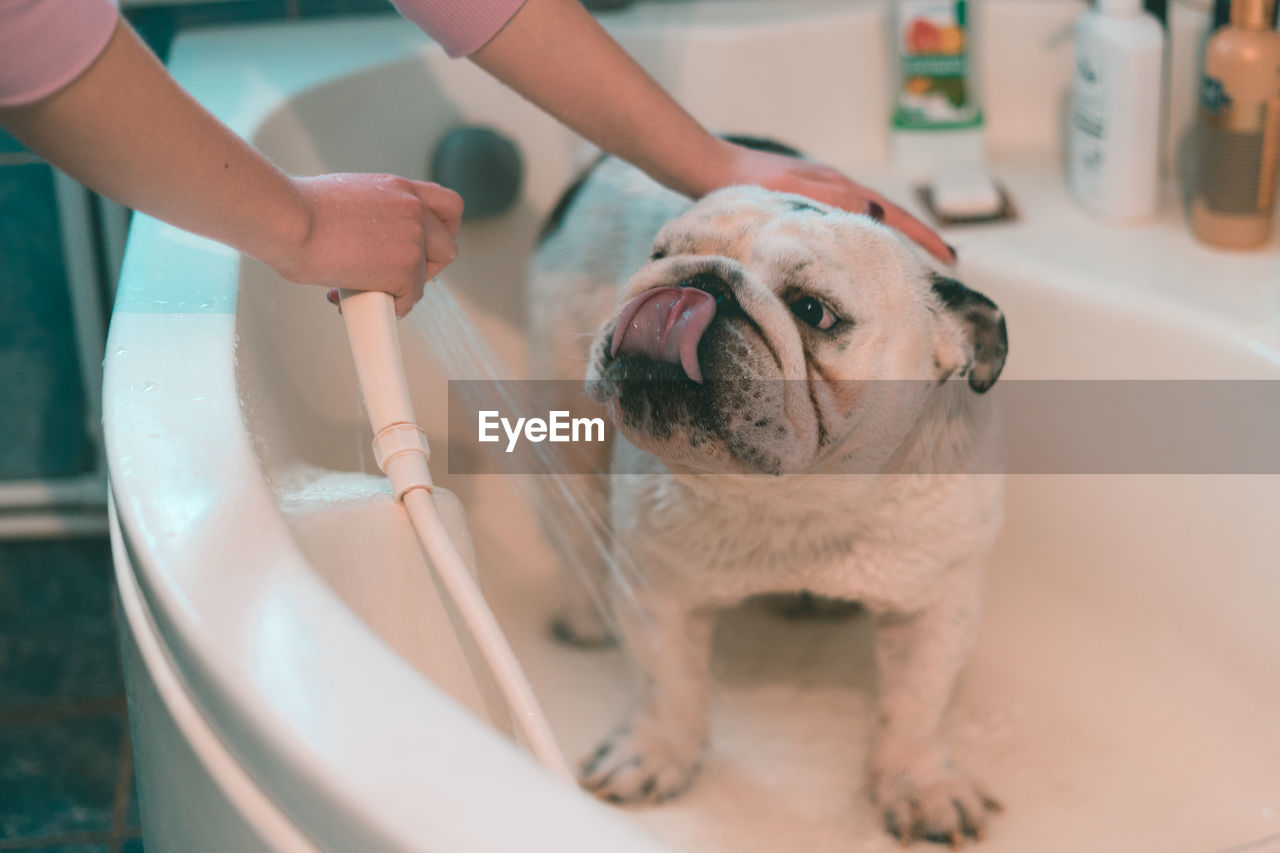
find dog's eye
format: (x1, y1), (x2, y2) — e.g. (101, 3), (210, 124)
(789, 296), (839, 331)
(649, 248), (667, 261)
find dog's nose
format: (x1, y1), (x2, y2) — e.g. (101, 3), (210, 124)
(678, 272), (736, 308)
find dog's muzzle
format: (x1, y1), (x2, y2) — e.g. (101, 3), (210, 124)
(610, 286), (718, 382)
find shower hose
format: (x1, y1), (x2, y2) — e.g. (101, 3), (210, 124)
(338, 288), (573, 782)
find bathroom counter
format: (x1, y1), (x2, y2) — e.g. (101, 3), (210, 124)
(870, 158), (1280, 353)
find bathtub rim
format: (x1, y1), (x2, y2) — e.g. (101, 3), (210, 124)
(110, 493), (326, 853)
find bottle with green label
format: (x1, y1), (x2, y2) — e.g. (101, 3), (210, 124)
(892, 0), (982, 131)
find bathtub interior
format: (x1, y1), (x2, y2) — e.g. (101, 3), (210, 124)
(228, 31), (1280, 853)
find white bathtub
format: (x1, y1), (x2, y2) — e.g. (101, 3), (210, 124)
(105, 3), (1280, 852)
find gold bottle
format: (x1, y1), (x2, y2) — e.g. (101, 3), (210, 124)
(1190, 0), (1280, 248)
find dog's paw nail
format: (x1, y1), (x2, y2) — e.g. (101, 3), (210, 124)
(580, 741), (614, 777)
(873, 753), (998, 846)
(578, 727), (700, 805)
(884, 800), (916, 845)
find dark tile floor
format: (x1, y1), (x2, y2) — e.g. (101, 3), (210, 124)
(0, 537), (144, 852)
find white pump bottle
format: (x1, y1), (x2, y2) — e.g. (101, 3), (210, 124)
(1067, 0), (1165, 222)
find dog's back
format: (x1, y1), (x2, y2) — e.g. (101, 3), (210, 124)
(529, 156), (690, 381)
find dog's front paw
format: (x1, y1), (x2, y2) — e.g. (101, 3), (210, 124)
(871, 746), (1002, 847)
(580, 721), (702, 804)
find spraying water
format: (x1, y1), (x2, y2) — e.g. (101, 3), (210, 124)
(404, 279), (650, 643)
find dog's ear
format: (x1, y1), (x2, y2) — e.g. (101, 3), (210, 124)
(930, 273), (1008, 393)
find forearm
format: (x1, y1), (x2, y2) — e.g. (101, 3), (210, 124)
(470, 0), (731, 198)
(0, 19), (308, 268)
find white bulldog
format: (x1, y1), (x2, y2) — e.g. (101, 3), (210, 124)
(527, 142), (1009, 846)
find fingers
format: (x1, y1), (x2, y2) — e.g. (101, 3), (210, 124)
(393, 289), (415, 319)
(743, 151), (958, 266)
(283, 173), (462, 319)
(420, 210), (458, 283)
(384, 180), (458, 317)
(411, 181), (465, 237)
(814, 178), (956, 266)
(874, 194), (957, 265)
(394, 278), (426, 319)
(336, 284), (413, 319)
(820, 174), (955, 266)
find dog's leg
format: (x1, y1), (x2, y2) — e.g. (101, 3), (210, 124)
(580, 593), (716, 803)
(869, 561), (1000, 846)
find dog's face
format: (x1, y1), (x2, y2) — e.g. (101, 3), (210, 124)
(586, 186), (1007, 475)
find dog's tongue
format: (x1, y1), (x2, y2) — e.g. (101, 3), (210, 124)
(611, 287), (717, 383)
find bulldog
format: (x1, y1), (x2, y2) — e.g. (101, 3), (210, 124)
(526, 141), (1008, 846)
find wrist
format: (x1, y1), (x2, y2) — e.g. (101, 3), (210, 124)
(242, 175), (315, 281)
(647, 133), (737, 200)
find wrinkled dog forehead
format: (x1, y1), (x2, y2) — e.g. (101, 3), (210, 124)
(651, 187), (915, 293)
(652, 187), (832, 255)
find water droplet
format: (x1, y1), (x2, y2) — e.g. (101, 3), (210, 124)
(144, 383), (157, 392)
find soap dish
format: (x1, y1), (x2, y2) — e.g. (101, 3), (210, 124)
(916, 183), (1018, 226)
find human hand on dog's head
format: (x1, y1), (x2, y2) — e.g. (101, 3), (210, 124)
(707, 139), (956, 267)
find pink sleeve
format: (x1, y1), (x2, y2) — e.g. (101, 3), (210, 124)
(0, 0), (120, 108)
(389, 0), (529, 58)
